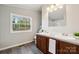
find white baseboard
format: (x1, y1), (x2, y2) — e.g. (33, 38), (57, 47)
(0, 40), (34, 51)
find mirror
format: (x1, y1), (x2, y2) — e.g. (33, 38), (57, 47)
(48, 5), (66, 27)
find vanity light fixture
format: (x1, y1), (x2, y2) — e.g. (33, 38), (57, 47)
(50, 5), (54, 9)
(47, 7), (50, 11)
(58, 5), (63, 9)
(49, 9), (54, 12)
(54, 7), (58, 11)
(47, 4), (63, 12)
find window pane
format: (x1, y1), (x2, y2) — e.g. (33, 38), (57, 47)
(11, 14), (32, 32)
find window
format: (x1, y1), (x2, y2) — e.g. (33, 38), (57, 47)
(10, 13), (32, 33)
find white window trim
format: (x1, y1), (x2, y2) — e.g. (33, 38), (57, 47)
(10, 13), (32, 33)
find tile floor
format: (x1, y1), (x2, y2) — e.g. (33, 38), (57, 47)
(0, 41), (43, 54)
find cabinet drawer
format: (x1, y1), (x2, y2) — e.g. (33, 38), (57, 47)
(56, 40), (78, 54)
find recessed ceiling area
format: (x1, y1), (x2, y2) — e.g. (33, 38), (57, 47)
(3, 4), (43, 12)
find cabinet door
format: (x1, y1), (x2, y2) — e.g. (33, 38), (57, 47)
(40, 37), (47, 53)
(56, 40), (77, 54)
(36, 35), (41, 50)
(36, 35), (49, 54)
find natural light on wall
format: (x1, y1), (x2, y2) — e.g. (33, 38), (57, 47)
(47, 4), (63, 12)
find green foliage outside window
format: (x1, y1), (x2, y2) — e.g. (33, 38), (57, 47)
(12, 15), (31, 31)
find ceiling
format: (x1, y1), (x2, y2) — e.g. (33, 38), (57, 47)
(4, 4), (43, 12)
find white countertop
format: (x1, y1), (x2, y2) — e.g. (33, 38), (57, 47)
(36, 33), (79, 46)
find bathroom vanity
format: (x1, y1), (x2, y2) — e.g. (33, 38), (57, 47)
(36, 33), (79, 54)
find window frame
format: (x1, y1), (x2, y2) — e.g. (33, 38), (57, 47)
(10, 13), (32, 33)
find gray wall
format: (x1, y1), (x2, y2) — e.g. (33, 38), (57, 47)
(0, 5), (41, 49)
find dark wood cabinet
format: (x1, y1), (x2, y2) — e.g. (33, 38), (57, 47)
(36, 34), (79, 54)
(56, 40), (79, 54)
(36, 35), (49, 54)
